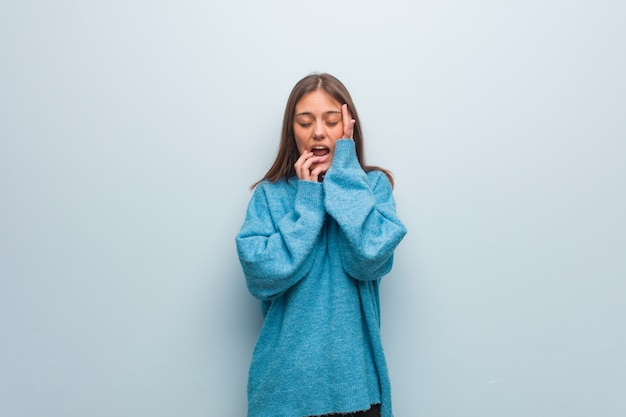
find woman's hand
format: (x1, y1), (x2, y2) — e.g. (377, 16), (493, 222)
(342, 104), (355, 140)
(294, 151), (326, 182)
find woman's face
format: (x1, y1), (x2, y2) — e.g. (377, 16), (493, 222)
(293, 90), (345, 174)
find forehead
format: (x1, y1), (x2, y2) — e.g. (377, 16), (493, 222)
(295, 90), (341, 115)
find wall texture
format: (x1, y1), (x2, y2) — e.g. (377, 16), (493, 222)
(1, 1), (625, 416)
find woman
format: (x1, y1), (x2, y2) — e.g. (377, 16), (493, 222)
(236, 73), (406, 417)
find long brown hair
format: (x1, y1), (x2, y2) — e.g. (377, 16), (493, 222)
(253, 73), (393, 188)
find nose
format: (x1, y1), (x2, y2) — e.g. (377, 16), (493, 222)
(313, 120), (325, 139)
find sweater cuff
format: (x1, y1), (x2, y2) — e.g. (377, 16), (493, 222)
(331, 139), (360, 171)
(295, 179), (325, 214)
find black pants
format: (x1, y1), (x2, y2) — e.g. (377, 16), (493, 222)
(318, 403), (381, 417)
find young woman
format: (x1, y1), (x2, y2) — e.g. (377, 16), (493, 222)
(236, 73), (407, 417)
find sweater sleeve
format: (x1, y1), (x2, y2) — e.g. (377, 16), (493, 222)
(323, 139), (407, 281)
(236, 180), (326, 300)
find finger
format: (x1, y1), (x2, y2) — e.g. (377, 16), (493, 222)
(341, 104), (351, 129)
(310, 166), (325, 182)
(296, 151), (322, 181)
(342, 104), (355, 139)
(301, 153), (320, 176)
(294, 151), (312, 180)
(346, 119), (355, 140)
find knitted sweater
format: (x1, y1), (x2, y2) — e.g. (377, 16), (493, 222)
(236, 139), (407, 417)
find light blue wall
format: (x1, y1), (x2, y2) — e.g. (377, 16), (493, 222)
(1, 1), (625, 416)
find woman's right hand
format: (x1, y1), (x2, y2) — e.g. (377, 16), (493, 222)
(294, 151), (327, 182)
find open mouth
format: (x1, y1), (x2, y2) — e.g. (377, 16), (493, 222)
(311, 146), (330, 157)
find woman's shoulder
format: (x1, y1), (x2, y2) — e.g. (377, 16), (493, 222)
(365, 168), (393, 189)
(252, 177), (298, 200)
(254, 176), (295, 190)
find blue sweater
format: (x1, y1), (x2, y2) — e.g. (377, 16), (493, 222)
(236, 139), (407, 417)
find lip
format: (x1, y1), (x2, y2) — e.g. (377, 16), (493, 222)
(310, 145), (331, 157)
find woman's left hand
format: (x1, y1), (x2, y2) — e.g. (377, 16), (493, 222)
(342, 104), (355, 140)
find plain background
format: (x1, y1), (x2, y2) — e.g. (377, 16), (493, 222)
(1, 1), (625, 416)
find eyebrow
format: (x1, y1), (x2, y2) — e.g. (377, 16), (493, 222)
(295, 110), (341, 117)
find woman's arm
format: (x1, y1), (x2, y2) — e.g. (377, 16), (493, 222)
(323, 139), (407, 281)
(236, 180), (326, 300)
